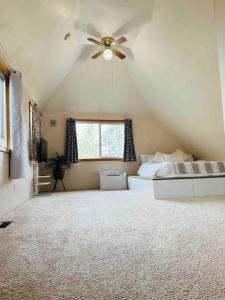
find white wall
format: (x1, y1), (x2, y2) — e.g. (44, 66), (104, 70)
(0, 83), (33, 217)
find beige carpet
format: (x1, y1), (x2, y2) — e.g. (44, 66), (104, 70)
(1, 191), (225, 299)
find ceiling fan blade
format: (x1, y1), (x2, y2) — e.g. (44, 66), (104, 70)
(112, 49), (126, 59)
(91, 49), (104, 59)
(112, 37), (127, 46)
(119, 46), (134, 61)
(87, 37), (103, 46)
(78, 45), (99, 61)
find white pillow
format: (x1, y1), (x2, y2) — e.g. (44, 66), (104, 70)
(151, 152), (166, 163)
(164, 149), (193, 163)
(140, 154), (154, 164)
(185, 154), (194, 162)
(164, 153), (185, 163)
(174, 149), (193, 162)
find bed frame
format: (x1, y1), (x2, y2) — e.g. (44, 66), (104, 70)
(128, 176), (225, 199)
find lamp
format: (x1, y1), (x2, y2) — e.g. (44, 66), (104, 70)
(103, 49), (113, 60)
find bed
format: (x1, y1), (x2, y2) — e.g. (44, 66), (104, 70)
(128, 156), (225, 199)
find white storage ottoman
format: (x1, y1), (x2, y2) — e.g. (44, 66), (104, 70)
(99, 170), (127, 190)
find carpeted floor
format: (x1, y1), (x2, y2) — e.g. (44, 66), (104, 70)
(1, 191), (225, 299)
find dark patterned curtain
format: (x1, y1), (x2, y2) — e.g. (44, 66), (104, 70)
(123, 119), (136, 162)
(64, 118), (79, 163)
(30, 103), (42, 161)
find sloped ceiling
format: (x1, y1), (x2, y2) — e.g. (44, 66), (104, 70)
(0, 0), (80, 104)
(1, 0), (225, 158)
(0, 0), (152, 104)
(127, 0), (225, 158)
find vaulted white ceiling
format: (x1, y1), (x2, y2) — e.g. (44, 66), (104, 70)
(0, 0), (153, 104)
(1, 0), (225, 159)
(0, 0), (80, 103)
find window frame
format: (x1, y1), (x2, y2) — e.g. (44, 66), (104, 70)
(0, 59), (10, 153)
(76, 119), (124, 161)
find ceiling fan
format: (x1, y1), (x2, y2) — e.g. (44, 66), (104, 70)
(87, 36), (127, 60)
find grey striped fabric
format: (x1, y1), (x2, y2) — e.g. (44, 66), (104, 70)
(218, 161), (225, 172)
(172, 161), (225, 176)
(205, 162), (213, 173)
(177, 163), (186, 174)
(191, 163), (200, 173)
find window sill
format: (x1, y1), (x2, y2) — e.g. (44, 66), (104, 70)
(79, 158), (123, 162)
(0, 145), (10, 153)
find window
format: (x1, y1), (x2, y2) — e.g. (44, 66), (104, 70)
(0, 71), (7, 150)
(77, 121), (124, 160)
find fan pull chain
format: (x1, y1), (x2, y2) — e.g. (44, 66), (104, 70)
(112, 58), (114, 104)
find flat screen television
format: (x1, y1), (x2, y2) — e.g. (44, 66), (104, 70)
(37, 138), (48, 163)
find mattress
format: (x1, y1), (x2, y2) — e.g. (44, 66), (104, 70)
(137, 161), (225, 178)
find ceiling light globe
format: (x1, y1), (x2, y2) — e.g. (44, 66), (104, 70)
(103, 49), (113, 60)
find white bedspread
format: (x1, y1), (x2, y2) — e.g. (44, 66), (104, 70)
(137, 161), (225, 178)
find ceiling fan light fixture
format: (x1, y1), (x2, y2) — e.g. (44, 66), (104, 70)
(103, 49), (113, 60)
(87, 36), (127, 60)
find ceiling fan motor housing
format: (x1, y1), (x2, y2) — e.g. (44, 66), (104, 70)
(101, 37), (115, 47)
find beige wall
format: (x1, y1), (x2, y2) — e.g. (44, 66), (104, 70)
(41, 109), (184, 191)
(214, 0), (225, 132)
(0, 79), (33, 217)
